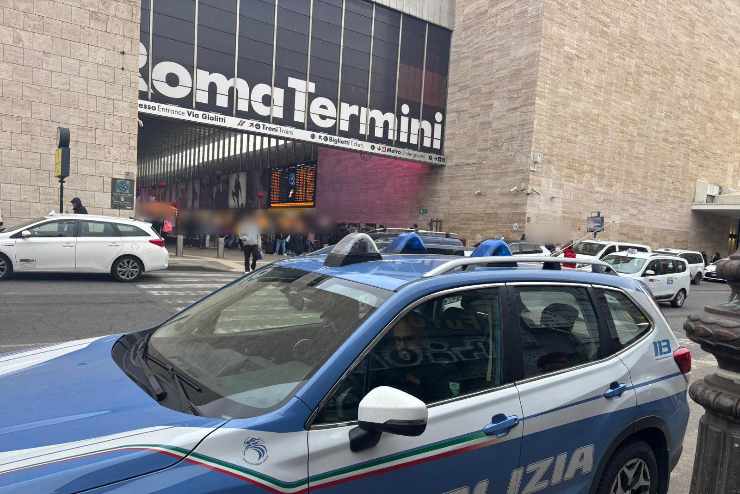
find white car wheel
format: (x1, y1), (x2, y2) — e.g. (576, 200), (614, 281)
(671, 289), (686, 308)
(0, 254), (11, 280)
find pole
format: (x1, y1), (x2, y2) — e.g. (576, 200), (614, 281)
(685, 253), (740, 493)
(59, 178), (65, 213)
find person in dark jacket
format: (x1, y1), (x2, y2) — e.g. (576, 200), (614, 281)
(70, 197), (88, 214)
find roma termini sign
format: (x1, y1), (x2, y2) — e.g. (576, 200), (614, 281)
(138, 0), (450, 165)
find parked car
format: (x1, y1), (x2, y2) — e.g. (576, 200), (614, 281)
(464, 240), (551, 257)
(0, 214), (168, 281)
(0, 234), (690, 494)
(367, 228), (466, 256)
(570, 240), (651, 261)
(603, 251), (690, 307)
(655, 248), (706, 284)
(704, 259), (727, 282)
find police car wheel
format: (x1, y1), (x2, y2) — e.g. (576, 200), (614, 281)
(670, 289), (686, 308)
(596, 440), (658, 494)
(112, 256), (143, 282)
(0, 254), (12, 280)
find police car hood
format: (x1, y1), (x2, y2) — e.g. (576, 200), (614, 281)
(0, 336), (225, 494)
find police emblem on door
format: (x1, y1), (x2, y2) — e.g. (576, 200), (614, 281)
(242, 437), (268, 465)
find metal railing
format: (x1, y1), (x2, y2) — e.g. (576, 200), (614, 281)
(423, 256), (613, 277)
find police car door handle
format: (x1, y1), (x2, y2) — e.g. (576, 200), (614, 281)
(603, 382), (628, 399)
(483, 414), (520, 437)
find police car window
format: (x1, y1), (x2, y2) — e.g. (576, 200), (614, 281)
(602, 290), (651, 349)
(513, 286), (601, 379)
(148, 266), (391, 419)
(27, 220), (76, 238)
(676, 260), (686, 272)
(79, 221), (117, 237)
(315, 288), (504, 424)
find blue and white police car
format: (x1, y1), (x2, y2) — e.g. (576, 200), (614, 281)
(0, 234), (690, 494)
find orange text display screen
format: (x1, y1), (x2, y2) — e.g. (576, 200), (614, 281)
(270, 162), (317, 208)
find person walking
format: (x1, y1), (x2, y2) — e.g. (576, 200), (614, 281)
(563, 241), (577, 269)
(274, 231), (287, 256)
(701, 251), (709, 265)
(70, 197), (88, 214)
(712, 252), (721, 263)
(238, 213), (261, 273)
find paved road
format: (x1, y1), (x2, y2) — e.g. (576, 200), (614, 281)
(0, 269), (241, 350)
(0, 271), (728, 491)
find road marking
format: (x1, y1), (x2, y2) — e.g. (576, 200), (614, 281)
(136, 283), (227, 289)
(147, 272), (241, 278)
(147, 290), (213, 296)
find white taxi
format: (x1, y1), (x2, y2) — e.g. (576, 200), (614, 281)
(0, 214), (168, 281)
(603, 251), (690, 307)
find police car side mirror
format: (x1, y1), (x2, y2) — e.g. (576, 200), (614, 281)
(21, 230), (31, 238)
(644, 269), (656, 277)
(349, 386), (428, 452)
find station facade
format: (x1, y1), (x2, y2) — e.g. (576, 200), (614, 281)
(0, 0), (738, 255)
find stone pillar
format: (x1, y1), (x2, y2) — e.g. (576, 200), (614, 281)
(684, 253), (740, 494)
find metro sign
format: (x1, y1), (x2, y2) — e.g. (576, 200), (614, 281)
(138, 43), (446, 165)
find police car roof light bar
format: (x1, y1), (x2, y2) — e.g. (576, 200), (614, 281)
(423, 256), (615, 277)
(324, 233), (382, 267)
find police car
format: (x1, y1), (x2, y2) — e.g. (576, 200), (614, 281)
(0, 234), (690, 494)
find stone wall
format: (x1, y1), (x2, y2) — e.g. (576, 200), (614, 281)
(0, 0), (141, 225)
(525, 0), (740, 250)
(425, 0), (544, 244)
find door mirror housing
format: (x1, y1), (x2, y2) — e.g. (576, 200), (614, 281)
(349, 386), (428, 452)
(644, 269), (656, 277)
(20, 230), (31, 238)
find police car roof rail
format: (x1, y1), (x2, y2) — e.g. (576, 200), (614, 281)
(422, 256), (613, 277)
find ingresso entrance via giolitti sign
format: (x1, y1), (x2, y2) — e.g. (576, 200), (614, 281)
(138, 0), (451, 166)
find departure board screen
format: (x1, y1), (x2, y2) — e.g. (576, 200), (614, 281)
(270, 162), (317, 208)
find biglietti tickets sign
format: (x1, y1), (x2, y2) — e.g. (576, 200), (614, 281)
(138, 0), (451, 165)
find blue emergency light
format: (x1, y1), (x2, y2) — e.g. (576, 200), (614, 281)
(324, 233), (382, 267)
(470, 240), (512, 257)
(385, 232), (428, 254)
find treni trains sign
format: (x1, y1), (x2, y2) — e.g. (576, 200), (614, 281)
(137, 0), (450, 165)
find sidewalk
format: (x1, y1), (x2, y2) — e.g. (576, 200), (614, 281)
(166, 245), (285, 272)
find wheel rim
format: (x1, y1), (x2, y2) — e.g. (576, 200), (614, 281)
(676, 291), (685, 306)
(116, 258), (140, 280)
(610, 458), (652, 494)
(0, 257), (7, 278)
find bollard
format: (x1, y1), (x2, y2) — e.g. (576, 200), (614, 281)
(684, 252), (740, 494)
(176, 234), (184, 257)
(204, 234), (210, 249)
(217, 237), (225, 258)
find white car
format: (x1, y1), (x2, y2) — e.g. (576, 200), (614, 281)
(569, 240), (651, 260)
(508, 241), (552, 257)
(0, 214), (168, 281)
(655, 248), (706, 284)
(603, 251), (690, 307)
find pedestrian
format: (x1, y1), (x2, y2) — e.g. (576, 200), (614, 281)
(712, 252), (721, 263)
(238, 213), (261, 272)
(70, 197), (88, 214)
(701, 251), (708, 265)
(563, 241), (577, 268)
(274, 231), (287, 255)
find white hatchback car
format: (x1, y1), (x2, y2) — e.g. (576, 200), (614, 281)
(655, 248), (706, 284)
(0, 214), (168, 281)
(571, 240), (651, 260)
(603, 251), (690, 307)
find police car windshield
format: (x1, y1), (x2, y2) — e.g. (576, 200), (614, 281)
(603, 255), (646, 274)
(148, 265), (390, 418)
(572, 241), (604, 256)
